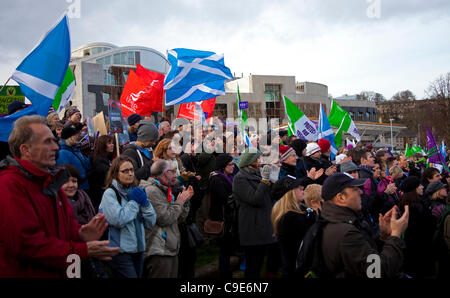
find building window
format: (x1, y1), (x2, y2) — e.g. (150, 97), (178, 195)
(234, 102), (262, 118)
(266, 101), (282, 119)
(264, 84), (281, 102)
(104, 70), (116, 85)
(113, 53), (120, 64)
(213, 104), (228, 119)
(121, 52), (127, 65)
(83, 49), (90, 56)
(92, 47), (102, 55)
(296, 84), (305, 93)
(366, 112), (370, 121)
(358, 112), (363, 121)
(96, 57), (104, 65)
(128, 51), (135, 65)
(104, 55), (111, 65)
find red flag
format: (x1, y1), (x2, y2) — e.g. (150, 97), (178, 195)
(119, 69), (150, 117)
(135, 64), (165, 112)
(177, 97), (216, 121)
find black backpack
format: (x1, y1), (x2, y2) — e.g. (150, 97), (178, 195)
(295, 217), (330, 278)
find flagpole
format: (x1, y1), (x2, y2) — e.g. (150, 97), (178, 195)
(0, 77), (11, 94)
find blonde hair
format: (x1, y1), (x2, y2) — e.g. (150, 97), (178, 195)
(271, 190), (305, 236)
(389, 165), (403, 180)
(304, 184), (322, 208)
(431, 189), (445, 201)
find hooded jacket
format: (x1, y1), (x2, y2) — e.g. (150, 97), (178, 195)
(139, 177), (189, 257)
(56, 142), (92, 190)
(321, 202), (405, 278)
(0, 156), (87, 278)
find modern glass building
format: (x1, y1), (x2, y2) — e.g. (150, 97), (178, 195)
(69, 42), (169, 118)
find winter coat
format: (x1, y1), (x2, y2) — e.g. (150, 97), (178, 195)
(68, 189), (96, 225)
(99, 179), (156, 253)
(278, 162), (296, 180)
(88, 155), (111, 210)
(139, 177), (189, 257)
(56, 142), (92, 190)
(122, 143), (154, 182)
(277, 210), (315, 278)
(232, 167), (277, 246)
(397, 195), (436, 277)
(321, 202), (406, 278)
(0, 156), (87, 278)
(209, 172), (233, 221)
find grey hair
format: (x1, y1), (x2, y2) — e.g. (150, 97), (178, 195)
(8, 115), (47, 157)
(150, 159), (171, 177)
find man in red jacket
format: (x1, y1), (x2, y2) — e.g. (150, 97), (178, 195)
(0, 115), (119, 278)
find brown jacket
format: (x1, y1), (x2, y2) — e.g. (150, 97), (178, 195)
(321, 202), (405, 278)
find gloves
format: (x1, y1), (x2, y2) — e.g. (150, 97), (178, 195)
(261, 165), (271, 181)
(129, 187), (150, 207)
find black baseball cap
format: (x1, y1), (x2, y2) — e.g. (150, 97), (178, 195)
(8, 101), (29, 115)
(322, 173), (367, 201)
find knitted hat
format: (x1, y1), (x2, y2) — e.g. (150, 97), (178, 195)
(305, 142), (321, 156)
(238, 148), (262, 168)
(318, 139), (331, 153)
(279, 145), (296, 162)
(425, 180), (446, 196)
(400, 176), (421, 193)
(127, 113), (142, 126)
(64, 107), (80, 120)
(290, 139), (307, 157)
(215, 154), (234, 171)
(335, 154), (348, 164)
(61, 124), (82, 140)
(137, 120), (159, 142)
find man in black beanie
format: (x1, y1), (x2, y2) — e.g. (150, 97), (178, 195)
(122, 120), (159, 181)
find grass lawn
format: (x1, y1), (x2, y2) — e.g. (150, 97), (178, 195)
(195, 242), (220, 269)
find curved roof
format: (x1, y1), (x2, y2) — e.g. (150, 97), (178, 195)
(72, 42), (118, 52)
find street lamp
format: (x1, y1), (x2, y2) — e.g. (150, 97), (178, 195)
(390, 118), (394, 151)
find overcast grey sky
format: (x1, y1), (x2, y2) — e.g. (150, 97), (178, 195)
(1, 0), (449, 99)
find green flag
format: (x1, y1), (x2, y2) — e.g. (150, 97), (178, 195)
(52, 67), (75, 113)
(405, 143), (415, 157)
(236, 85), (251, 146)
(328, 99), (360, 147)
(283, 96), (318, 141)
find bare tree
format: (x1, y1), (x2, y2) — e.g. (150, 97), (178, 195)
(391, 90), (416, 101)
(425, 72), (450, 100)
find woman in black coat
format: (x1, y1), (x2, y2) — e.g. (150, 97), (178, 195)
(88, 135), (115, 210)
(209, 154), (237, 278)
(397, 176), (436, 278)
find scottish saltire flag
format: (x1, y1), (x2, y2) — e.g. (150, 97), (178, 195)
(426, 126), (449, 173)
(0, 14), (71, 142)
(318, 104), (337, 160)
(283, 96), (318, 141)
(236, 85), (251, 147)
(164, 48), (232, 106)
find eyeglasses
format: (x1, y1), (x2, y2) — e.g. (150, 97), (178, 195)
(120, 168), (134, 174)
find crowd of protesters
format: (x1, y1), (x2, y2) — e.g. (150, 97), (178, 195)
(0, 101), (449, 279)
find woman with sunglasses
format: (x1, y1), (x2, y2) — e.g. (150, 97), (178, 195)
(99, 156), (157, 278)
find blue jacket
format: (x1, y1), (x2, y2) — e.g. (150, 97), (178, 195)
(56, 142), (92, 190)
(99, 179), (157, 253)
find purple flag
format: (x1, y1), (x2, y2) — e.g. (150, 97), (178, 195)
(426, 126), (449, 173)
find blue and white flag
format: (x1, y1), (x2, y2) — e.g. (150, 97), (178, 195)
(0, 13), (71, 142)
(441, 141), (447, 161)
(164, 48), (232, 106)
(318, 103), (337, 160)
